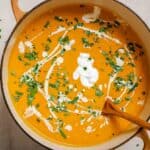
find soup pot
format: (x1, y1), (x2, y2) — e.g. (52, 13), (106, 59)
(1, 0), (150, 149)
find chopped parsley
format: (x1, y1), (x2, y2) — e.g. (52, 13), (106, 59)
(114, 20), (120, 28)
(32, 64), (40, 74)
(18, 55), (23, 61)
(44, 21), (50, 28)
(88, 57), (92, 61)
(82, 38), (94, 48)
(44, 44), (50, 51)
(113, 98), (121, 104)
(107, 58), (122, 72)
(13, 91), (23, 101)
(49, 95), (55, 101)
(10, 71), (16, 76)
(59, 36), (70, 45)
(85, 30), (91, 36)
(54, 16), (64, 22)
(127, 72), (135, 81)
(69, 96), (79, 104)
(128, 82), (138, 93)
(125, 96), (131, 101)
(49, 80), (60, 89)
(60, 48), (66, 56)
(128, 62), (135, 67)
(47, 37), (52, 43)
(58, 128), (67, 139)
(51, 56), (57, 64)
(27, 80), (38, 105)
(74, 22), (84, 30)
(24, 51), (37, 60)
(127, 42), (135, 52)
(95, 88), (103, 97)
(101, 50), (122, 72)
(114, 77), (126, 91)
(99, 27), (107, 33)
(21, 76), (38, 105)
(83, 67), (87, 70)
(51, 104), (67, 112)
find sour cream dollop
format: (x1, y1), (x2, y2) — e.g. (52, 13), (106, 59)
(73, 53), (99, 88)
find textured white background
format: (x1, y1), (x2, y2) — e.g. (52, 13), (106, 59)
(0, 0), (149, 150)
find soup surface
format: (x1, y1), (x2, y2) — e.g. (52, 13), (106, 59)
(8, 4), (148, 146)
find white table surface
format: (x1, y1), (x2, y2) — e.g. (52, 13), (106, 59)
(0, 0), (149, 150)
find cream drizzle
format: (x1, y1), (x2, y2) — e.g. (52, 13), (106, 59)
(24, 106), (54, 132)
(31, 31), (43, 41)
(99, 117), (109, 128)
(82, 6), (101, 23)
(77, 26), (121, 44)
(18, 41), (25, 54)
(21, 23), (138, 131)
(50, 26), (66, 36)
(107, 73), (117, 96)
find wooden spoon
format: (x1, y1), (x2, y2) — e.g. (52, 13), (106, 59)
(102, 97), (150, 130)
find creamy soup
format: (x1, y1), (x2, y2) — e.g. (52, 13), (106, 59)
(8, 5), (148, 146)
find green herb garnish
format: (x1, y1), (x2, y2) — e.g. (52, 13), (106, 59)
(21, 78), (38, 105)
(44, 21), (50, 28)
(32, 64), (40, 74)
(24, 51), (37, 60)
(127, 42), (135, 52)
(51, 105), (67, 112)
(48, 95), (55, 101)
(14, 91), (23, 101)
(114, 20), (120, 28)
(58, 128), (67, 139)
(60, 48), (66, 56)
(127, 72), (135, 81)
(113, 98), (121, 104)
(49, 80), (60, 89)
(47, 37), (52, 43)
(107, 58), (122, 72)
(59, 36), (70, 45)
(18, 55), (23, 61)
(85, 30), (91, 36)
(128, 62), (135, 67)
(125, 96), (131, 101)
(83, 67), (87, 70)
(82, 38), (94, 48)
(128, 82), (138, 93)
(44, 44), (50, 51)
(114, 77), (126, 91)
(10, 71), (16, 76)
(69, 96), (79, 104)
(74, 22), (84, 30)
(54, 16), (64, 22)
(99, 27), (107, 32)
(95, 88), (103, 97)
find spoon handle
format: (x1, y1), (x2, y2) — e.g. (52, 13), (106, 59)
(102, 99), (150, 130)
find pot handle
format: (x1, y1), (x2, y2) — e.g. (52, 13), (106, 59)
(11, 0), (48, 22)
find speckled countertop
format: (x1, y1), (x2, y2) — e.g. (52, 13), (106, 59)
(0, 0), (149, 150)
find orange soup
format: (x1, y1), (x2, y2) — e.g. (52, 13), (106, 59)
(8, 5), (147, 146)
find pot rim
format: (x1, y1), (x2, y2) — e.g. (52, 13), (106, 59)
(1, 0), (150, 150)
